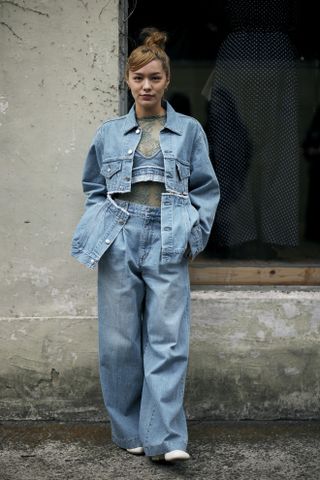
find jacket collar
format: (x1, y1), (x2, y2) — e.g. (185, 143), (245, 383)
(123, 100), (183, 135)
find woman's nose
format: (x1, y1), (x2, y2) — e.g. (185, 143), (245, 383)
(142, 79), (151, 90)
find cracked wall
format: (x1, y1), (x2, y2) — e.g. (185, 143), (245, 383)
(0, 0), (121, 317)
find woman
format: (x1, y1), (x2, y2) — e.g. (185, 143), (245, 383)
(71, 28), (220, 462)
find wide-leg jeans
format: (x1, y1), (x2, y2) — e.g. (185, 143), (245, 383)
(97, 201), (190, 457)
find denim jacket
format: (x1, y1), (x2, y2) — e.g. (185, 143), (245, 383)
(71, 101), (220, 268)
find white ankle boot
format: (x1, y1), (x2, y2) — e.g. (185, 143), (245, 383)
(126, 447), (144, 455)
(165, 450), (190, 462)
(151, 450), (190, 462)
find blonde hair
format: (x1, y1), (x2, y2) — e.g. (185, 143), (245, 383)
(126, 27), (170, 79)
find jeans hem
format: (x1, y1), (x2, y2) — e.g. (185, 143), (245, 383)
(112, 435), (142, 449)
(143, 441), (188, 457)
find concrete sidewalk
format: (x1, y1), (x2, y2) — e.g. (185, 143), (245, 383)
(0, 421), (319, 480)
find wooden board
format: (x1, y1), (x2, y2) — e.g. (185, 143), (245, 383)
(189, 263), (320, 285)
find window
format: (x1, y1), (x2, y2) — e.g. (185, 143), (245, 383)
(127, 0), (320, 284)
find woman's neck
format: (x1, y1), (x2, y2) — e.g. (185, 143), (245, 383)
(135, 105), (166, 119)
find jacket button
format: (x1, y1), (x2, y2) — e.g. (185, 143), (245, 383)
(128, 149), (133, 154)
(124, 176), (130, 181)
(105, 239), (111, 244)
(118, 219), (125, 225)
(135, 129), (140, 134)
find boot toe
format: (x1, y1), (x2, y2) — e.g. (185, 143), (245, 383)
(164, 450), (190, 462)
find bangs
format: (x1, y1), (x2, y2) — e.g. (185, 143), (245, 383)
(126, 46), (170, 78)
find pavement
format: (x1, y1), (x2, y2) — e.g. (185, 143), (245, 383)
(0, 420), (320, 480)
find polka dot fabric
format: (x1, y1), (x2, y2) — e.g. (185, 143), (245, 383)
(207, 0), (299, 247)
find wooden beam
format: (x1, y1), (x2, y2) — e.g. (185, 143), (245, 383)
(189, 263), (320, 285)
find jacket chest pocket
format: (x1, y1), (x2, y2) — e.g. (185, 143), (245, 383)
(175, 160), (190, 193)
(101, 160), (123, 191)
(176, 161), (189, 180)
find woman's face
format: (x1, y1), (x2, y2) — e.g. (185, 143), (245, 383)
(127, 59), (169, 117)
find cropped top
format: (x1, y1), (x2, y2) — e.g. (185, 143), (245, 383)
(131, 149), (165, 184)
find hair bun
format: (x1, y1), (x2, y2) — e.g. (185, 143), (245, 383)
(139, 27), (168, 50)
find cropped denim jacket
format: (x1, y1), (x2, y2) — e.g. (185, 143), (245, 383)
(71, 101), (220, 268)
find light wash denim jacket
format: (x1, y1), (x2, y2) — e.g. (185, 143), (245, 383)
(71, 101), (220, 268)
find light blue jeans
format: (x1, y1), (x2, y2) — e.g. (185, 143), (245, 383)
(97, 200), (190, 457)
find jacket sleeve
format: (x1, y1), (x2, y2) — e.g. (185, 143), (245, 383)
(81, 128), (106, 209)
(189, 123), (220, 253)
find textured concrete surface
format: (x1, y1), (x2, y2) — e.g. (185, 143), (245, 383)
(188, 289), (320, 420)
(0, 421), (320, 480)
(1, 289), (320, 421)
(0, 0), (121, 319)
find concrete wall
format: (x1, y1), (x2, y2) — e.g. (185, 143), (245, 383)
(188, 289), (320, 420)
(0, 0), (121, 319)
(1, 289), (320, 421)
